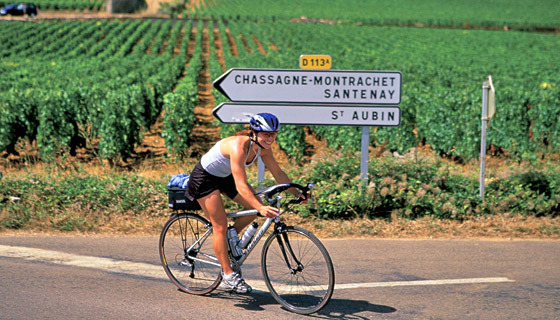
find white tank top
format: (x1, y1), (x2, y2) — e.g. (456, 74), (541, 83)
(200, 139), (261, 177)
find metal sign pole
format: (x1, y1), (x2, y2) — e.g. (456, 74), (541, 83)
(361, 126), (369, 184)
(257, 157), (265, 190)
(480, 81), (489, 200)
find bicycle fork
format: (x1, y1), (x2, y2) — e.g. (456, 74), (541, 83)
(274, 223), (304, 274)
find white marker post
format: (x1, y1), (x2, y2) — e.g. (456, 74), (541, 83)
(480, 76), (495, 200)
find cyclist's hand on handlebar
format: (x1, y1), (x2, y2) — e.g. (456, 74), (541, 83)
(287, 191), (308, 204)
(258, 205), (279, 218)
(296, 191), (309, 203)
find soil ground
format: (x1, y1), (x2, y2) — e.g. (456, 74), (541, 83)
(1, 7), (559, 240)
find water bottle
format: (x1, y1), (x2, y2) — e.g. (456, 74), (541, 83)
(238, 222), (258, 249)
(227, 227), (242, 258)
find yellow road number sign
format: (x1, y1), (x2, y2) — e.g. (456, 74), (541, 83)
(299, 55), (332, 69)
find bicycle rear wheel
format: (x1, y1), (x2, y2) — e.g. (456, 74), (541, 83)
(159, 213), (222, 295)
(261, 225), (335, 314)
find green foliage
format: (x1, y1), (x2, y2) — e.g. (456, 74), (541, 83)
(0, 87), (40, 154)
(37, 89), (76, 160)
(0, 173), (166, 231)
(1, 149), (559, 232)
(97, 86), (145, 160)
(294, 150), (559, 220)
(162, 84), (197, 157)
(276, 125), (306, 162)
(162, 20), (198, 158)
(486, 170), (560, 216)
(310, 126), (362, 151)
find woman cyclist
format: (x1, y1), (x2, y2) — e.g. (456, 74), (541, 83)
(185, 113), (304, 293)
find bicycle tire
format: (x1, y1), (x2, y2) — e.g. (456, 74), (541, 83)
(159, 212), (222, 295)
(261, 225), (335, 314)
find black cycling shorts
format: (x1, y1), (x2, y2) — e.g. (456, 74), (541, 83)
(185, 162), (238, 201)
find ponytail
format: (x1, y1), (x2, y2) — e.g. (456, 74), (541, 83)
(234, 129), (251, 136)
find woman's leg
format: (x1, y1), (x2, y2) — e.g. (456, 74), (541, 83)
(231, 192), (258, 233)
(197, 190), (233, 275)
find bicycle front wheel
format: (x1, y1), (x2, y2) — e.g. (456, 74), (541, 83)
(261, 226), (335, 314)
(159, 213), (222, 295)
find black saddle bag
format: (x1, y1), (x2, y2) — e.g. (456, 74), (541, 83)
(167, 186), (201, 210)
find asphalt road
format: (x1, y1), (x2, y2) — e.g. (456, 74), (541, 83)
(0, 235), (558, 319)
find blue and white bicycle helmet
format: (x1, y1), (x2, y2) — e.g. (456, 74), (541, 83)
(249, 113), (280, 132)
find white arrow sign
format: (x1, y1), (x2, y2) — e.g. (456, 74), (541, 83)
(213, 68), (402, 105)
(213, 103), (401, 126)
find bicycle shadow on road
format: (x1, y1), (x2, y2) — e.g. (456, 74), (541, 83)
(313, 298), (397, 319)
(208, 290), (396, 319)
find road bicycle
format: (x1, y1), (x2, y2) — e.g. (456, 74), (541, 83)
(159, 183), (335, 314)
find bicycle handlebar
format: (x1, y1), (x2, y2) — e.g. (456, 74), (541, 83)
(256, 183), (314, 204)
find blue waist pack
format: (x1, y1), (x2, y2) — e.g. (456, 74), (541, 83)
(168, 174), (190, 189)
(167, 174), (200, 210)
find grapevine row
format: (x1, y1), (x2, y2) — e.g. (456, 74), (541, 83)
(1, 16), (558, 162)
(187, 0), (560, 32)
(162, 20), (200, 157)
(0, 19), (199, 160)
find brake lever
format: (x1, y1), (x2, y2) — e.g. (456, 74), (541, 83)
(307, 183), (315, 204)
(288, 183), (314, 204)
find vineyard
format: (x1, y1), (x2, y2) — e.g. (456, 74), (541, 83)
(1, 5), (559, 163)
(188, 0), (560, 32)
(1, 1), (559, 233)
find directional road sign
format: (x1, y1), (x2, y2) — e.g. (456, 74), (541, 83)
(213, 103), (401, 126)
(213, 68), (402, 105)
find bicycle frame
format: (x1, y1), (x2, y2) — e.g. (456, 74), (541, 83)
(227, 209), (274, 266)
(184, 193), (291, 270)
(182, 221), (220, 268)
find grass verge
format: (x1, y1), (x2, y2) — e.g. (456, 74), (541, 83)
(1, 148), (559, 239)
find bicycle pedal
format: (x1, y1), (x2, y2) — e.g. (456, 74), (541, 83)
(179, 260), (193, 268)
